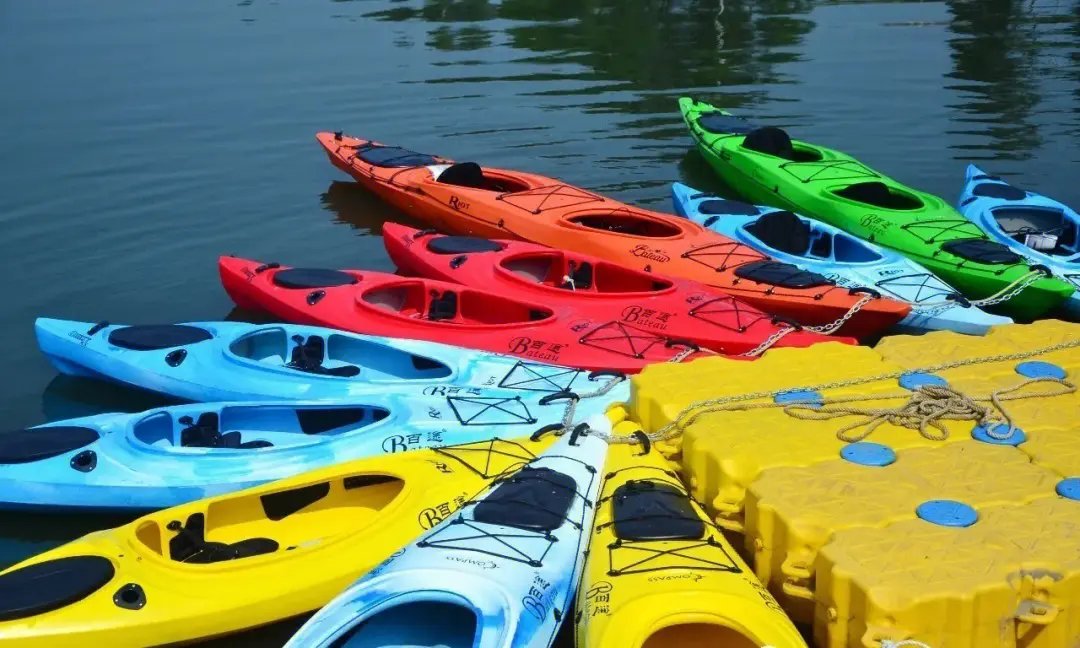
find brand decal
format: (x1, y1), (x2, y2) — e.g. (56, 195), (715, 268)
(647, 572), (704, 583)
(68, 330), (92, 347)
(423, 385), (483, 396)
(507, 336), (563, 362)
(620, 305), (672, 330)
(584, 580), (613, 617)
(630, 244), (670, 263)
(522, 574), (553, 620)
(417, 494), (468, 529)
(859, 213), (891, 234)
(382, 430), (446, 453)
(448, 195), (470, 212)
(446, 555), (497, 570)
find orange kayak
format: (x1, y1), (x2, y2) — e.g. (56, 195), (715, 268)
(316, 132), (910, 339)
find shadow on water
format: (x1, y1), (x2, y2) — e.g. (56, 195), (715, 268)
(41, 375), (180, 423)
(320, 180), (435, 235)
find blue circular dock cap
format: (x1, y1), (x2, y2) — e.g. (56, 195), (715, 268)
(1056, 478), (1080, 501)
(917, 500), (978, 527)
(773, 390), (823, 408)
(840, 442), (896, 467)
(898, 372), (947, 390)
(1015, 361), (1067, 380)
(971, 422), (1026, 446)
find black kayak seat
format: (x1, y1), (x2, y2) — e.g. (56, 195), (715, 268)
(696, 199), (761, 216)
(108, 325), (213, 351)
(0, 555), (115, 621)
(612, 480), (705, 541)
(734, 260), (830, 289)
(271, 268), (357, 290)
(835, 182), (922, 210)
(428, 291), (458, 321)
(168, 513), (278, 564)
(437, 162), (485, 189)
(427, 236), (502, 255)
(0, 426), (100, 464)
(972, 182), (1027, 201)
(287, 336), (361, 378)
(941, 238), (1023, 265)
(742, 127), (796, 160)
(355, 144), (439, 168)
(474, 467), (577, 532)
(179, 413), (274, 450)
(745, 211), (812, 256)
(696, 112), (759, 135)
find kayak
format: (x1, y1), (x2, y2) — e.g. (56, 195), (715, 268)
(576, 413), (807, 648)
(315, 131), (912, 339)
(0, 436), (554, 647)
(35, 318), (614, 401)
(382, 221), (848, 355)
(958, 164), (1080, 316)
(0, 389), (610, 511)
(677, 97), (1075, 320)
(284, 419), (608, 648)
(671, 182), (1013, 335)
(219, 256), (712, 373)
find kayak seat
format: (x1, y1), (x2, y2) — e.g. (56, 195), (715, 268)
(697, 199), (760, 216)
(426, 235), (502, 255)
(474, 466), (577, 532)
(696, 112), (759, 135)
(733, 260), (831, 289)
(287, 335), (361, 377)
(612, 480), (705, 541)
(972, 182), (1026, 201)
(428, 291), (458, 321)
(271, 268), (357, 290)
(437, 162), (485, 189)
(0, 556), (115, 621)
(108, 324), (213, 351)
(742, 127), (798, 160)
(941, 238), (1023, 265)
(835, 182), (923, 210)
(168, 513), (278, 564)
(354, 144), (439, 168)
(745, 210), (811, 256)
(0, 425), (99, 464)
(179, 412), (274, 450)
(563, 261), (593, 290)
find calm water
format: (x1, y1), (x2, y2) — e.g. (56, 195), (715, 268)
(1, 0), (1078, 644)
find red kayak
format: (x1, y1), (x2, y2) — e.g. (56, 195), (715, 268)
(218, 256), (713, 373)
(382, 222), (851, 355)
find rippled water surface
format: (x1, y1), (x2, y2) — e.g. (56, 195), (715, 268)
(1, 0), (1078, 644)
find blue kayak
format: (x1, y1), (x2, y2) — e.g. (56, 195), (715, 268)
(284, 421), (607, 648)
(0, 390), (619, 511)
(36, 318), (616, 401)
(957, 165), (1080, 316)
(672, 182), (1012, 335)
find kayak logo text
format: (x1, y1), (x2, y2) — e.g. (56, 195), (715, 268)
(630, 244), (670, 263)
(448, 195), (470, 212)
(507, 336), (563, 362)
(620, 305), (672, 330)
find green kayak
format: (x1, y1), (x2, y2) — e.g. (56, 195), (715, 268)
(678, 97), (1074, 320)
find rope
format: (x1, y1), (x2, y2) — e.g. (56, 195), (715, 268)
(881, 641), (933, 648)
(595, 337), (1080, 444)
(562, 274), (576, 291)
(557, 374), (627, 433)
(784, 377), (1073, 442)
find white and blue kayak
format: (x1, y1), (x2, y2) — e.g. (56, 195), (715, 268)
(284, 419), (609, 648)
(958, 164), (1080, 316)
(672, 182), (1012, 334)
(35, 318), (618, 402)
(0, 389), (617, 511)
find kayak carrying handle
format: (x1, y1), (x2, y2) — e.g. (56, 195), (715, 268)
(769, 316), (803, 331)
(413, 229), (437, 239)
(664, 338), (699, 350)
(588, 369), (626, 381)
(632, 430), (651, 455)
(946, 293), (972, 308)
(1029, 264), (1052, 277)
(569, 422), (590, 446)
(531, 423), (564, 441)
(539, 390), (580, 405)
(254, 262), (280, 274)
(87, 321), (109, 336)
(849, 286), (881, 298)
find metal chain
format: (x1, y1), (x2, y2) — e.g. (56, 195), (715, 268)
(898, 269), (1048, 310)
(739, 325), (798, 358)
(804, 292), (875, 335)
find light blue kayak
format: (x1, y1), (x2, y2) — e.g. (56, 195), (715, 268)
(0, 391), (617, 511)
(672, 182), (1012, 334)
(36, 318), (618, 401)
(284, 420), (608, 648)
(957, 164), (1080, 316)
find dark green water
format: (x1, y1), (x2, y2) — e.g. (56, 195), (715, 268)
(0, 0), (1077, 644)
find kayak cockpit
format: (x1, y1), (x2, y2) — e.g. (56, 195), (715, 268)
(228, 327), (454, 380)
(745, 211), (883, 264)
(329, 601), (479, 647)
(434, 162), (532, 193)
(642, 623), (759, 648)
(134, 472), (404, 565)
(741, 127), (823, 163)
(501, 251), (673, 294)
(834, 181), (924, 211)
(992, 206), (1080, 257)
(131, 405), (387, 451)
(566, 211), (683, 239)
(362, 281), (553, 325)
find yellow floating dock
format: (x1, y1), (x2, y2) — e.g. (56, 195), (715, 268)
(629, 320), (1080, 647)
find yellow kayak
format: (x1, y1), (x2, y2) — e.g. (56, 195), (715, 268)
(0, 436), (553, 647)
(575, 411), (806, 648)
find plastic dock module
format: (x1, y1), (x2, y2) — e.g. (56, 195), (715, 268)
(628, 320), (1080, 647)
